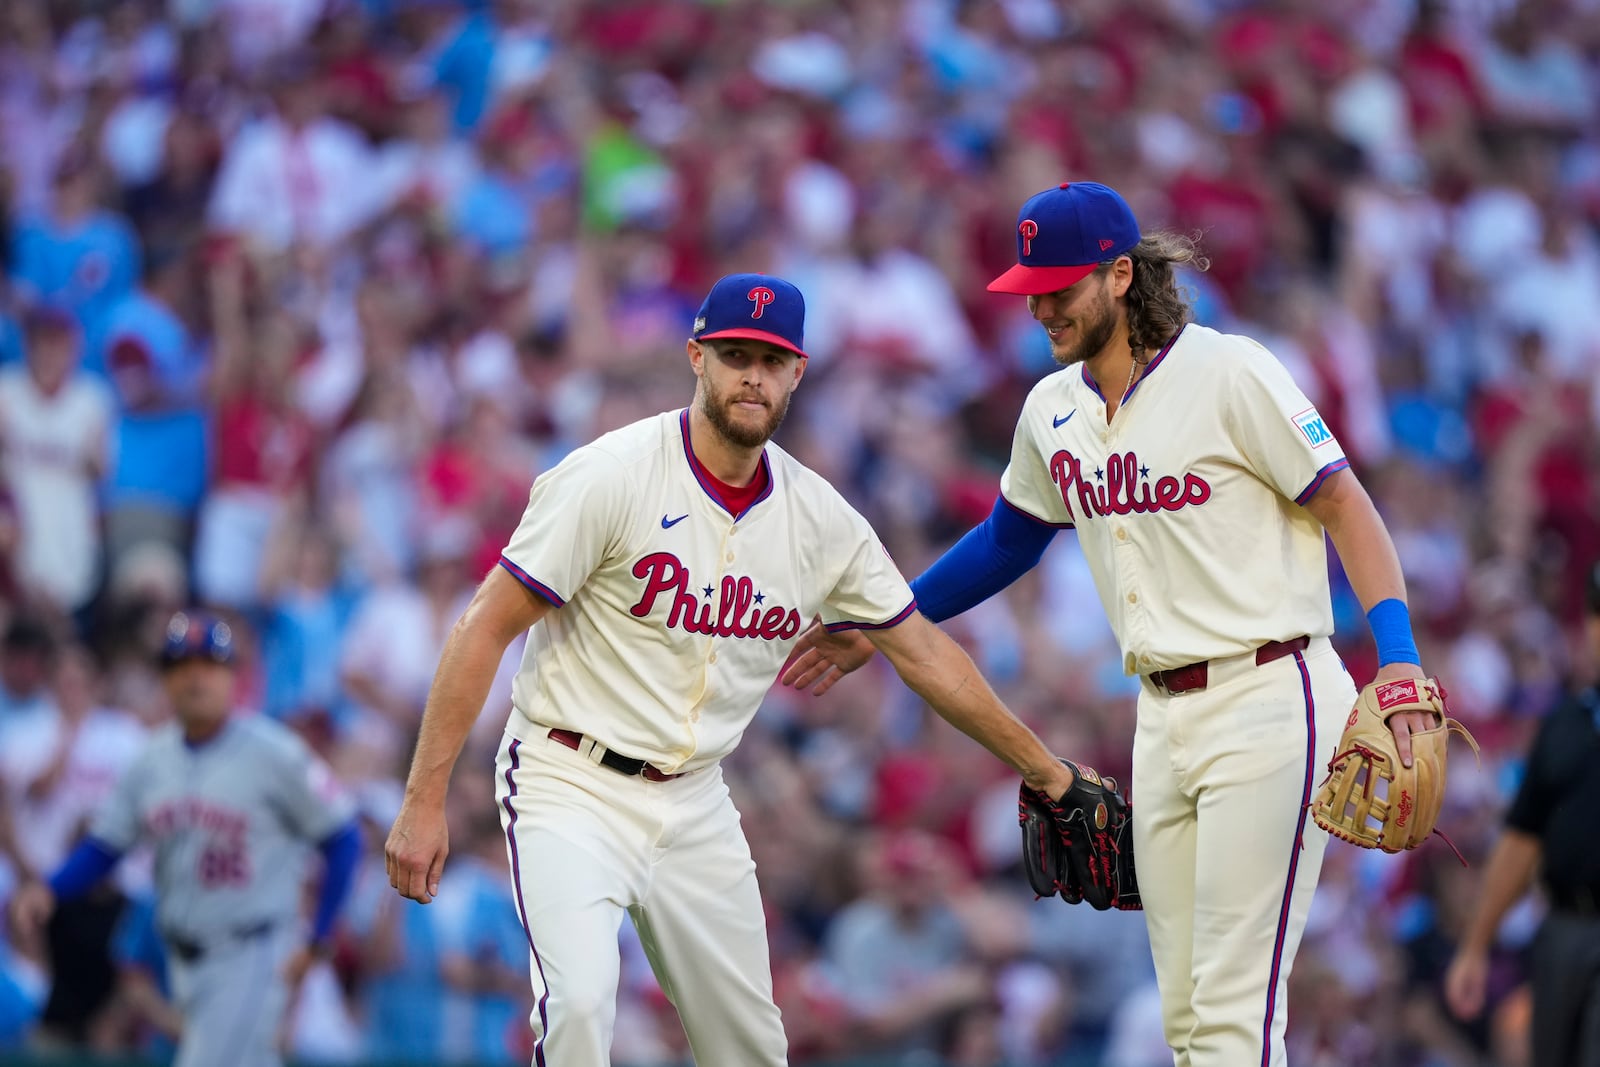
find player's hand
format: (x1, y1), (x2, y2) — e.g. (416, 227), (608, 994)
(1373, 662), (1437, 768)
(386, 801), (449, 905)
(1443, 944), (1489, 1020)
(780, 621), (876, 695)
(6, 880), (55, 939)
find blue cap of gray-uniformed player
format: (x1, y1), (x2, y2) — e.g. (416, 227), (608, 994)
(988, 182), (1143, 295)
(691, 273), (807, 358)
(160, 610), (236, 669)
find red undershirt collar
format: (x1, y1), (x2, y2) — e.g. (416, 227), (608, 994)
(686, 438), (770, 516)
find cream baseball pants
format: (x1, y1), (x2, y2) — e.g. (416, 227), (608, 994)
(1133, 636), (1354, 1067)
(495, 729), (788, 1066)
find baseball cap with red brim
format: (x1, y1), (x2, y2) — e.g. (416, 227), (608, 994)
(988, 182), (1143, 296)
(692, 273), (807, 358)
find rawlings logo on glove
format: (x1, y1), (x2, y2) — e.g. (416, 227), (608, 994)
(1310, 675), (1479, 856)
(1018, 759), (1140, 911)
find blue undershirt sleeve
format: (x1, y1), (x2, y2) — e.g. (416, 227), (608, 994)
(311, 821), (363, 946)
(909, 497), (1058, 623)
(47, 837), (123, 900)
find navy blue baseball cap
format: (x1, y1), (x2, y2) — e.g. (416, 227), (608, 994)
(161, 611), (236, 668)
(988, 182), (1142, 295)
(691, 273), (807, 358)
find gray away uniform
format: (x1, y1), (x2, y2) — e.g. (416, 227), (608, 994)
(91, 716), (355, 1067)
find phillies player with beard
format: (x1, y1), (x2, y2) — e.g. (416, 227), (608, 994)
(784, 184), (1440, 1067)
(384, 273), (1076, 1066)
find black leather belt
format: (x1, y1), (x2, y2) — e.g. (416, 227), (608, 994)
(1148, 636), (1311, 695)
(547, 728), (685, 782)
(164, 919), (276, 963)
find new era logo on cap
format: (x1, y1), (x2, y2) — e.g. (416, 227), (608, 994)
(989, 182), (1142, 296)
(692, 273), (807, 357)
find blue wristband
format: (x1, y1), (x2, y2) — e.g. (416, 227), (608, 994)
(1366, 598), (1420, 667)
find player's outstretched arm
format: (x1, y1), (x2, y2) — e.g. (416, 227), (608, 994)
(783, 497), (1056, 696)
(387, 566), (549, 904)
(863, 612), (1072, 800)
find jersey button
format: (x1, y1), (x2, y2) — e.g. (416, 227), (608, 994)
(1127, 592), (1138, 604)
(725, 552), (735, 562)
(1115, 528), (1127, 541)
(708, 651), (718, 664)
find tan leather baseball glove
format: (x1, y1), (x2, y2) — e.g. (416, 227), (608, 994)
(1310, 676), (1479, 854)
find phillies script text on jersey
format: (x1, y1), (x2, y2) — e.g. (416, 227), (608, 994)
(629, 552), (803, 639)
(1050, 450), (1212, 521)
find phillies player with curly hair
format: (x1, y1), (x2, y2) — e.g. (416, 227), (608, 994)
(384, 273), (1076, 1067)
(785, 183), (1441, 1067)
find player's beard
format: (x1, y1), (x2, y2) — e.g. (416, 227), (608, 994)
(1048, 283), (1118, 367)
(700, 377), (792, 449)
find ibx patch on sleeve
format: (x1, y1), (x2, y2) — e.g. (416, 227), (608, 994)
(1292, 408), (1336, 449)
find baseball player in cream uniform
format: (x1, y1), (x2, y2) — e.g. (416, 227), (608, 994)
(784, 184), (1439, 1067)
(384, 273), (1076, 1066)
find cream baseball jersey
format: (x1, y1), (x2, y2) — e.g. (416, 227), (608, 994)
(499, 409), (915, 773)
(1000, 323), (1349, 674)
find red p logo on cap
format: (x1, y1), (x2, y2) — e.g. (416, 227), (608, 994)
(747, 286), (776, 319)
(1019, 219), (1038, 257)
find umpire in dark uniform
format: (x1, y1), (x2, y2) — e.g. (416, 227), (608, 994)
(1445, 560), (1600, 1066)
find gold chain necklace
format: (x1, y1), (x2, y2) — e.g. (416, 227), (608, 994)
(1125, 351), (1146, 396)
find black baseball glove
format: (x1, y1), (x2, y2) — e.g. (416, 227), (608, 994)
(1018, 759), (1140, 911)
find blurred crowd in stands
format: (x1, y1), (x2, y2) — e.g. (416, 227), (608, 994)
(0, 0), (1598, 1063)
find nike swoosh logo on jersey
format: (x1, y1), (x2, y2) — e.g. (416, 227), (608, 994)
(661, 514), (688, 529)
(1053, 411), (1076, 428)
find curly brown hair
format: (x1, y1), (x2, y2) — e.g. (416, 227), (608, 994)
(1119, 231), (1210, 359)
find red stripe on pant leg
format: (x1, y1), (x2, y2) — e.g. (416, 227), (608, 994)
(1259, 653), (1317, 1066)
(501, 739), (551, 1067)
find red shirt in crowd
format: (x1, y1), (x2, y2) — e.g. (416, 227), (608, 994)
(212, 394), (315, 493)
